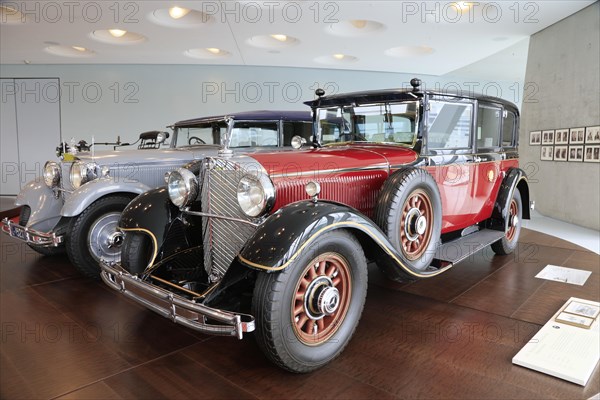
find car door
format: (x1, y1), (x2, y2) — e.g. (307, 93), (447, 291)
(424, 96), (475, 233)
(471, 101), (504, 223)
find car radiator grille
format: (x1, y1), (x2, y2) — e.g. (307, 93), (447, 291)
(59, 162), (74, 200)
(201, 158), (257, 282)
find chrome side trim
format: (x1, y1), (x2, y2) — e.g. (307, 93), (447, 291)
(99, 261), (255, 339)
(1, 218), (64, 247)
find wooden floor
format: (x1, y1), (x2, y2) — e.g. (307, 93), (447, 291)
(1, 224), (599, 399)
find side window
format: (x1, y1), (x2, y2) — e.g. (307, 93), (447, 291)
(427, 101), (472, 150)
(477, 105), (501, 149)
(283, 121), (312, 146)
(502, 110), (516, 147)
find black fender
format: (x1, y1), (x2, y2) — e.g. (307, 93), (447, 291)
(237, 201), (451, 279)
(119, 187), (182, 255)
(488, 167), (531, 231)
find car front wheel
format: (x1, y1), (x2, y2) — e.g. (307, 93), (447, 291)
(66, 195), (131, 279)
(252, 229), (368, 373)
(121, 231), (154, 275)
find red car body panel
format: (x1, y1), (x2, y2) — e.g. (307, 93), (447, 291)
(249, 145), (519, 233)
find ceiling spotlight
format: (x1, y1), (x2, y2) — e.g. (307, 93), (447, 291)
(452, 2), (472, 12)
(270, 34), (288, 42)
(109, 29), (127, 38)
(350, 20), (367, 29)
(333, 54), (345, 60)
(72, 46), (87, 52)
(169, 6), (190, 19)
(206, 47), (221, 54)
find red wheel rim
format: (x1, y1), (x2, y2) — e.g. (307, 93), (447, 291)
(399, 189), (433, 260)
(291, 253), (351, 346)
(506, 199), (518, 241)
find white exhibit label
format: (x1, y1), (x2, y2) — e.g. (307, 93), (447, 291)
(535, 265), (592, 286)
(512, 297), (600, 386)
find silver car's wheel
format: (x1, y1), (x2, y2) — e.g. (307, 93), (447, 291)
(88, 212), (124, 262)
(66, 195), (132, 279)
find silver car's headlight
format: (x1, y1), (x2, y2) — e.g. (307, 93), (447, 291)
(70, 161), (97, 189)
(167, 168), (199, 208)
(43, 161), (61, 188)
(237, 173), (275, 218)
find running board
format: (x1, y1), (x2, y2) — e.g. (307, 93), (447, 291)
(433, 229), (505, 265)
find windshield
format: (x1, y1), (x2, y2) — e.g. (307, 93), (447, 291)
(229, 121), (279, 147)
(316, 101), (419, 146)
(174, 122), (226, 147)
(173, 120), (280, 148)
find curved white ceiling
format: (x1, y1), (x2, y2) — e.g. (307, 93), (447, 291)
(0, 1), (594, 78)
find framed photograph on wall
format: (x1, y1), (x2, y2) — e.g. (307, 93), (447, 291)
(529, 131), (541, 145)
(570, 127), (585, 144)
(554, 145), (568, 161)
(541, 146), (554, 161)
(584, 145), (600, 163)
(542, 130), (555, 145)
(568, 146), (584, 162)
(585, 126), (600, 144)
(555, 129), (569, 145)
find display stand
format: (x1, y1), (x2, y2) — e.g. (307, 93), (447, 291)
(512, 297), (600, 386)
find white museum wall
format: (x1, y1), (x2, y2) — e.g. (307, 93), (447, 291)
(520, 2), (600, 230)
(0, 64), (523, 195)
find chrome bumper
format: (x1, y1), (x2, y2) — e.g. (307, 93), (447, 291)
(99, 262), (255, 339)
(1, 217), (64, 247)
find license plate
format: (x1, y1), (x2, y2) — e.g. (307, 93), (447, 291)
(10, 224), (28, 241)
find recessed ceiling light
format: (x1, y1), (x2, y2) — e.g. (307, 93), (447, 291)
(314, 54), (358, 65)
(185, 48), (231, 59)
(91, 30), (146, 45)
(148, 8), (213, 28)
(247, 34), (298, 49)
(45, 45), (95, 58)
(385, 46), (434, 58)
(0, 4), (24, 23)
(452, 2), (472, 12)
(169, 6), (190, 19)
(350, 20), (367, 29)
(109, 29), (127, 38)
(270, 34), (288, 42)
(326, 20), (385, 37)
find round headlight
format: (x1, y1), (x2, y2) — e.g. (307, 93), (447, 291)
(43, 161), (61, 188)
(70, 161), (97, 189)
(291, 135), (307, 149)
(237, 173), (275, 218)
(70, 162), (85, 189)
(167, 168), (199, 208)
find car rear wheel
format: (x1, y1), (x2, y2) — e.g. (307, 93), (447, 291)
(252, 229), (367, 373)
(374, 168), (442, 278)
(19, 206), (66, 256)
(66, 196), (131, 279)
(491, 189), (522, 255)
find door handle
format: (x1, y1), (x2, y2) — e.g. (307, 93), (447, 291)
(467, 156), (482, 163)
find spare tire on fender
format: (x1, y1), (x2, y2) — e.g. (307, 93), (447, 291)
(374, 168), (442, 277)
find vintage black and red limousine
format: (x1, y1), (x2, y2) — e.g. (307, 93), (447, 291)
(100, 79), (531, 372)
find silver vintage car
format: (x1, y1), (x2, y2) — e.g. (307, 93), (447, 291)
(1, 110), (312, 279)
